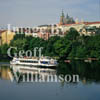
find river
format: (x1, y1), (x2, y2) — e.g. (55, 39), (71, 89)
(0, 61), (100, 100)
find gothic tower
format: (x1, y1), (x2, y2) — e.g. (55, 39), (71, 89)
(60, 10), (66, 25)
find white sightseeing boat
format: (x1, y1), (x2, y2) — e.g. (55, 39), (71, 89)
(10, 57), (58, 67)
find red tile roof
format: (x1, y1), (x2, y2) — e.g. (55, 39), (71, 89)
(58, 22), (100, 26)
(83, 22), (100, 25)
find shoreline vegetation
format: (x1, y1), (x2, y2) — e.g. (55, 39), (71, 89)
(0, 28), (100, 62)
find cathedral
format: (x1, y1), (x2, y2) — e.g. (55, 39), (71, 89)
(60, 10), (75, 25)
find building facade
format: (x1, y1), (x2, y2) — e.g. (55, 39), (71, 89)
(0, 30), (15, 45)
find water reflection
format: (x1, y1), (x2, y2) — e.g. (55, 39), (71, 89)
(0, 61), (100, 100)
(10, 65), (57, 83)
(0, 61), (100, 84)
(57, 61), (100, 84)
(0, 66), (11, 80)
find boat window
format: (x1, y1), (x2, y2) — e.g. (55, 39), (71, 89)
(40, 61), (49, 64)
(20, 60), (38, 63)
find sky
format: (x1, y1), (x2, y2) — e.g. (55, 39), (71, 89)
(0, 0), (100, 27)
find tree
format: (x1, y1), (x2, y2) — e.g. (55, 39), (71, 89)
(0, 44), (9, 57)
(65, 28), (80, 41)
(45, 36), (60, 56)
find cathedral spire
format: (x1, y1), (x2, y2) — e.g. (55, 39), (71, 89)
(61, 9), (65, 17)
(66, 13), (69, 19)
(59, 9), (66, 25)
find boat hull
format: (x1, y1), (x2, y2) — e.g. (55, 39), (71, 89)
(10, 62), (57, 68)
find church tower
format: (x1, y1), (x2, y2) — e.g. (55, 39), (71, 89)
(60, 10), (66, 25)
(59, 10), (75, 25)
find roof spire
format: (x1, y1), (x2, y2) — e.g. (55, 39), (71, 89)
(66, 13), (69, 19)
(61, 9), (65, 17)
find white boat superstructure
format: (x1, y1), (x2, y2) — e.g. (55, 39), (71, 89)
(10, 57), (58, 67)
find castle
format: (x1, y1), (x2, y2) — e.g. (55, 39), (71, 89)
(60, 10), (75, 25)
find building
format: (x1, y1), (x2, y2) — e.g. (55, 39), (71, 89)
(32, 33), (38, 38)
(84, 22), (100, 28)
(33, 21), (100, 39)
(59, 10), (75, 25)
(80, 26), (100, 36)
(0, 30), (15, 45)
(58, 21), (100, 36)
(38, 32), (50, 40)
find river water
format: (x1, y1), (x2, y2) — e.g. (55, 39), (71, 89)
(0, 61), (100, 100)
